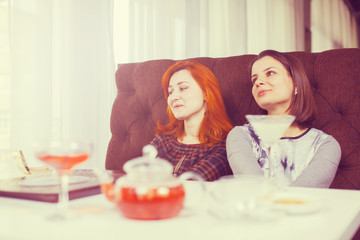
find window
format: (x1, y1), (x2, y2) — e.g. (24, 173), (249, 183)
(0, 0), (11, 153)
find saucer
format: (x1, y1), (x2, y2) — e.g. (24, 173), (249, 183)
(18, 175), (90, 187)
(271, 192), (322, 214)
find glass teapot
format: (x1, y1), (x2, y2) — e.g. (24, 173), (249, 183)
(114, 145), (203, 220)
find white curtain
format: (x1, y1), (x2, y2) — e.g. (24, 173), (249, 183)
(2, 0), (358, 174)
(8, 0), (115, 169)
(311, 0), (359, 51)
(114, 0), (306, 64)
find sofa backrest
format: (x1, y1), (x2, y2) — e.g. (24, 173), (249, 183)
(106, 48), (360, 190)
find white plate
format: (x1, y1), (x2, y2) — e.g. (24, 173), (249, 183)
(18, 175), (90, 187)
(271, 192), (322, 214)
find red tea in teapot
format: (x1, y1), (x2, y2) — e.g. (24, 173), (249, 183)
(101, 182), (115, 202)
(116, 184), (185, 220)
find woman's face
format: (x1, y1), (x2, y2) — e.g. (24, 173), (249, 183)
(251, 56), (294, 115)
(167, 69), (206, 122)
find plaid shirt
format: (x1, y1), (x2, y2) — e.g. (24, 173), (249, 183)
(150, 134), (232, 181)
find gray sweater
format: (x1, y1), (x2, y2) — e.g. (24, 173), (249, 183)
(226, 124), (341, 188)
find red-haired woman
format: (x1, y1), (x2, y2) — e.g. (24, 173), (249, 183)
(150, 60), (233, 181)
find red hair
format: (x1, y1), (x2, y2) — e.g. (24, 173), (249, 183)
(155, 60), (233, 146)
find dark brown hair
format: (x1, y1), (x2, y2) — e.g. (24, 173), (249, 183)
(250, 50), (316, 127)
(155, 60), (233, 146)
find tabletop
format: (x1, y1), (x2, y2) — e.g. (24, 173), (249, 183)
(0, 182), (359, 240)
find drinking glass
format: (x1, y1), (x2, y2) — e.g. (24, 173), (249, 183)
(209, 175), (275, 220)
(245, 115), (295, 180)
(34, 140), (92, 220)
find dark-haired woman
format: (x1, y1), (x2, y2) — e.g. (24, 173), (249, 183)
(227, 50), (341, 188)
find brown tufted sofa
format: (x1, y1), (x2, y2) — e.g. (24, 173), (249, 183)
(106, 48), (360, 190)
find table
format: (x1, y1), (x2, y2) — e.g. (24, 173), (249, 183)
(0, 183), (359, 240)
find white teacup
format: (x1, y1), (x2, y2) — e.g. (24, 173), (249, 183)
(209, 175), (274, 220)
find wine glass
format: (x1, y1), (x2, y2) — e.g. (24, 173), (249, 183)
(245, 115), (295, 181)
(34, 140), (92, 220)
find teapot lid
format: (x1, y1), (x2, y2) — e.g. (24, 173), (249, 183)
(123, 145), (173, 176)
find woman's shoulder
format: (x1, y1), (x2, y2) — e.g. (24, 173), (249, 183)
(301, 128), (341, 149)
(307, 129), (342, 162)
(228, 124), (250, 134)
(227, 124), (251, 138)
(307, 128), (338, 141)
(226, 124), (256, 146)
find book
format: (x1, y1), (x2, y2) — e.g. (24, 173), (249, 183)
(0, 169), (101, 203)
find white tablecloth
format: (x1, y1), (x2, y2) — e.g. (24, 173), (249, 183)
(0, 182), (359, 240)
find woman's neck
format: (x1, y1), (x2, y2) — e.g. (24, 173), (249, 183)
(267, 108), (288, 116)
(179, 116), (203, 144)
